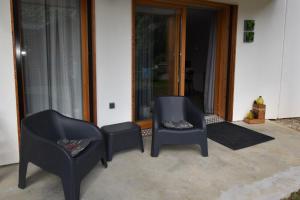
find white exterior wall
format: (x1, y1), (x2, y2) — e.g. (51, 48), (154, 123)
(0, 1), (20, 165)
(278, 0), (300, 118)
(216, 0), (300, 120)
(228, 0), (287, 121)
(95, 0), (132, 126)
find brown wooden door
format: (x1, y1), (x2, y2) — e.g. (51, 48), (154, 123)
(214, 7), (231, 118)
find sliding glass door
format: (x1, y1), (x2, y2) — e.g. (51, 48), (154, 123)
(135, 5), (181, 124)
(15, 0), (90, 120)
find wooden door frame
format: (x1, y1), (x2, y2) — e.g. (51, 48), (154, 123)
(81, 0), (91, 121)
(226, 5), (238, 121)
(87, 0), (98, 124)
(170, 1), (237, 121)
(10, 0), (97, 141)
(210, 4), (238, 122)
(213, 6), (231, 119)
(10, 0), (22, 143)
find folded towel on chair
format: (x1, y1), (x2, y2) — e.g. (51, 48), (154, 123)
(162, 120), (194, 129)
(57, 139), (92, 157)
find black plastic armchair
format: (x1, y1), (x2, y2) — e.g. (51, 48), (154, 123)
(18, 110), (107, 200)
(151, 96), (208, 157)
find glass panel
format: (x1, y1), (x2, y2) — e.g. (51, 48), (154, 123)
(20, 0), (83, 119)
(135, 6), (179, 121)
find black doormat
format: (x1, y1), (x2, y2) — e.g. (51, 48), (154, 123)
(207, 122), (274, 150)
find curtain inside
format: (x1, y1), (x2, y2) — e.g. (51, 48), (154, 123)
(204, 14), (217, 114)
(135, 6), (178, 121)
(21, 0), (83, 119)
(135, 14), (154, 120)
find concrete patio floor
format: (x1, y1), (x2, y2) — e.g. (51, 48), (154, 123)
(1, 121), (300, 200)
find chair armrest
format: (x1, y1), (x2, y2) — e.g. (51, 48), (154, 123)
(22, 126), (71, 158)
(186, 102), (206, 130)
(20, 126), (73, 174)
(59, 115), (102, 140)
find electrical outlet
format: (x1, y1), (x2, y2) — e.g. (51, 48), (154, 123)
(109, 102), (115, 109)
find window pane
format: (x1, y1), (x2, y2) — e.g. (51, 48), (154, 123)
(20, 0), (83, 119)
(135, 6), (178, 121)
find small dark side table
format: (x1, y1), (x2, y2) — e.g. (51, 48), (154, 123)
(101, 122), (144, 161)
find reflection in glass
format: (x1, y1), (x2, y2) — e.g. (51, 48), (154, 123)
(135, 6), (179, 121)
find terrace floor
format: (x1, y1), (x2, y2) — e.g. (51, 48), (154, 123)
(273, 118), (300, 132)
(1, 121), (300, 200)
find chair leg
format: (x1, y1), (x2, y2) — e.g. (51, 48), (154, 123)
(18, 158), (28, 189)
(106, 138), (113, 161)
(139, 134), (144, 153)
(107, 149), (113, 162)
(200, 137), (208, 157)
(101, 158), (108, 168)
(62, 176), (80, 200)
(151, 141), (160, 157)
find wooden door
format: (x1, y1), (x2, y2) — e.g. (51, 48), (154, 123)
(214, 7), (231, 119)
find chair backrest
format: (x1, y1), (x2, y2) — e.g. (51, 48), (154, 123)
(155, 96), (186, 122)
(22, 110), (65, 141)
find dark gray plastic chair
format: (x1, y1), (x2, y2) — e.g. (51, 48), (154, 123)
(151, 96), (208, 157)
(18, 110), (107, 200)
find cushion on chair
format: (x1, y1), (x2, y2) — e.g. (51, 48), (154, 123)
(162, 120), (194, 129)
(57, 138), (92, 157)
